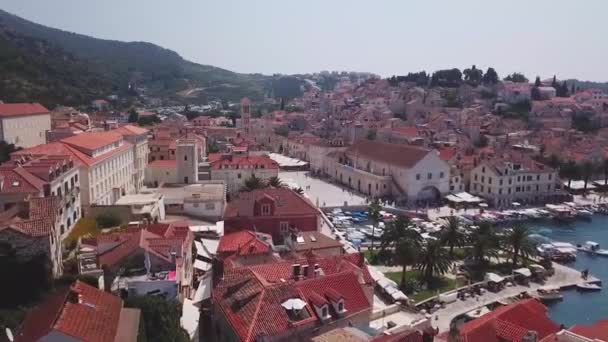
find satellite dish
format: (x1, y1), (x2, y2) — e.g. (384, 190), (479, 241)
(5, 328), (14, 342)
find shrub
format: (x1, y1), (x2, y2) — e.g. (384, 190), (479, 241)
(96, 212), (122, 228)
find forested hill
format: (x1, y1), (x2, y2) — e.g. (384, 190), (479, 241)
(0, 9), (268, 107)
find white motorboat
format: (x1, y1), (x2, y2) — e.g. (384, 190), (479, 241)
(577, 241), (608, 257)
(576, 282), (602, 291)
(536, 286), (563, 301)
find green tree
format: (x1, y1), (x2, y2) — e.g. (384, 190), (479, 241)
(0, 141), (20, 163)
(534, 76), (541, 87)
(366, 129), (377, 140)
(367, 198), (382, 252)
(501, 224), (536, 268)
(242, 174), (266, 192)
(268, 176), (285, 188)
(503, 73), (528, 83)
(292, 187), (304, 195)
(125, 296), (189, 342)
(128, 108), (139, 123)
(441, 216), (466, 259)
(463, 65), (483, 86)
(416, 240), (452, 287)
(467, 222), (499, 267)
(394, 236), (421, 288)
(482, 67), (499, 85)
(95, 211), (122, 228)
(602, 159), (608, 186)
(380, 216), (412, 252)
(560, 160), (581, 188)
(582, 160), (595, 191)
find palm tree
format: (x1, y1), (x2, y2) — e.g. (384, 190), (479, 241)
(559, 160), (580, 189)
(368, 198), (382, 251)
(468, 222), (499, 266)
(379, 216), (413, 252)
(582, 160), (594, 191)
(441, 216), (466, 259)
(394, 238), (420, 287)
(292, 187), (304, 195)
(502, 224), (536, 268)
(268, 176), (285, 188)
(242, 174), (266, 192)
(416, 240), (452, 287)
(603, 159), (608, 186)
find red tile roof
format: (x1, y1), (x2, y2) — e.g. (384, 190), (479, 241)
(563, 319), (608, 341)
(0, 197), (60, 237)
(245, 253), (373, 285)
(15, 281), (124, 342)
(218, 230), (272, 256)
(113, 125), (149, 136)
(0, 103), (49, 118)
(213, 262), (372, 342)
(345, 140), (433, 169)
(225, 188), (319, 218)
(93, 224), (190, 268)
(459, 299), (559, 342)
(61, 131), (123, 151)
(13, 138), (133, 167)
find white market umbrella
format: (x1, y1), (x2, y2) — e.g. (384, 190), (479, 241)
(479, 203), (488, 208)
(512, 202), (521, 206)
(281, 298), (307, 311)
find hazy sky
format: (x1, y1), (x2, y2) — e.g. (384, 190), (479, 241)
(2, 0), (607, 81)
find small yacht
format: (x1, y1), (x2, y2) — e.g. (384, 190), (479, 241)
(576, 282), (602, 291)
(577, 241), (608, 256)
(536, 286), (563, 301)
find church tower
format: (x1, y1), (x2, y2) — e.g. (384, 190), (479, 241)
(240, 97), (251, 135)
(176, 139), (198, 184)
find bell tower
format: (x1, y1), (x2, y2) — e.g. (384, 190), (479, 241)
(240, 97), (251, 134)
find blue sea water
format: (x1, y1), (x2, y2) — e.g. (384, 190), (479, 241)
(529, 216), (608, 327)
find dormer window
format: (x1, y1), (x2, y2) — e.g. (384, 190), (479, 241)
(321, 306), (329, 318)
(261, 204), (271, 216)
(338, 301), (345, 313)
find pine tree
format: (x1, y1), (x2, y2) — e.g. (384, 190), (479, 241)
(560, 82), (569, 97)
(534, 76), (541, 87)
(571, 83), (576, 95)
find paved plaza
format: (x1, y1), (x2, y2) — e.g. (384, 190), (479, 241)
(279, 171), (368, 208)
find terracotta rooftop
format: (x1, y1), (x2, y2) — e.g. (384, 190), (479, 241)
(113, 124), (149, 136)
(458, 299), (559, 342)
(345, 139), (433, 169)
(213, 261), (372, 342)
(225, 188), (319, 218)
(15, 281), (128, 342)
(0, 103), (49, 118)
(61, 131), (123, 151)
(218, 230), (272, 256)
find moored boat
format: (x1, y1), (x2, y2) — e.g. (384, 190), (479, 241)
(576, 282), (602, 291)
(536, 286), (563, 301)
(577, 241), (608, 257)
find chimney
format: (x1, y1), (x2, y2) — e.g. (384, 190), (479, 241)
(522, 331), (537, 342)
(212, 257), (224, 285)
(301, 265), (309, 279)
(170, 251), (177, 264)
(292, 264), (301, 279)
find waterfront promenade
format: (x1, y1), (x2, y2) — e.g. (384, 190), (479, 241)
(432, 262), (595, 332)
